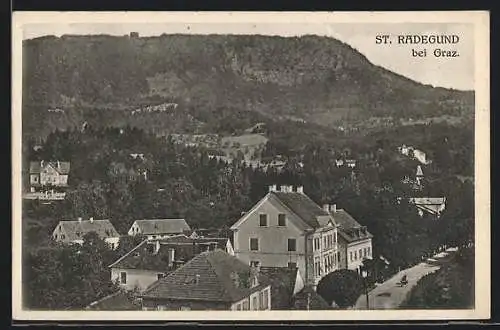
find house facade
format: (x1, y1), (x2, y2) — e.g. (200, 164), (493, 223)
(409, 197), (446, 218)
(52, 218), (120, 249)
(140, 250), (272, 311)
(127, 219), (192, 240)
(230, 185), (341, 286)
(29, 160), (70, 192)
(109, 234), (234, 292)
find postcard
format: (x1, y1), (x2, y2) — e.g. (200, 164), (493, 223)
(12, 11), (490, 321)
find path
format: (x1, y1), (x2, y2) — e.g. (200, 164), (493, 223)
(354, 247), (457, 310)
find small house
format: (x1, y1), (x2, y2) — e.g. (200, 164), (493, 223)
(52, 218), (120, 249)
(128, 219), (192, 240)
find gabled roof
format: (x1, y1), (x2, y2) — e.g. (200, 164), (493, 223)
(271, 191), (329, 229)
(292, 286), (332, 310)
(55, 219), (120, 241)
(416, 165), (424, 176)
(334, 209), (373, 243)
(259, 267), (299, 310)
(133, 219), (191, 235)
(141, 250), (270, 303)
(30, 161), (71, 175)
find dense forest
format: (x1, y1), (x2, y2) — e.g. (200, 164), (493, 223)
(23, 121), (474, 310)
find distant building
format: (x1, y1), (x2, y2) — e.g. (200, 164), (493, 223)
(140, 250), (272, 311)
(127, 219), (192, 240)
(130, 32), (139, 38)
(29, 161), (70, 192)
(109, 234), (233, 292)
(409, 197), (446, 218)
(416, 165), (424, 185)
(52, 218), (120, 249)
(335, 210), (373, 272)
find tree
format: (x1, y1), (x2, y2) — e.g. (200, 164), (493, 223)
(316, 269), (364, 308)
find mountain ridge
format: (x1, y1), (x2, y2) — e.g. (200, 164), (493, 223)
(22, 34), (474, 141)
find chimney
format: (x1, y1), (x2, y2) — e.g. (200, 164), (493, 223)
(78, 217), (82, 222)
(331, 204), (337, 213)
(268, 184), (277, 192)
(168, 248), (175, 267)
(323, 204), (330, 213)
(40, 160), (44, 167)
(89, 217), (94, 223)
(57, 161), (60, 168)
(297, 186), (304, 193)
(154, 240), (161, 254)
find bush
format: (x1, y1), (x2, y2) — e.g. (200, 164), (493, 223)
(316, 269), (364, 308)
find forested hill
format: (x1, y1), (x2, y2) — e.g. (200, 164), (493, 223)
(23, 34), (473, 141)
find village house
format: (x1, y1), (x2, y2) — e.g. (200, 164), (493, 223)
(230, 185), (373, 286)
(409, 197), (447, 218)
(140, 250), (272, 311)
(109, 234), (234, 292)
(334, 208), (374, 272)
(29, 160), (70, 192)
(52, 218), (120, 249)
(127, 219), (192, 240)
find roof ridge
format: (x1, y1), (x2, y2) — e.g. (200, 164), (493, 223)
(269, 192), (322, 229)
(109, 239), (148, 268)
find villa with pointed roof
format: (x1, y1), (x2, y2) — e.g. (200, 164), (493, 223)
(140, 250), (272, 311)
(230, 184), (373, 286)
(127, 218), (192, 240)
(52, 218), (120, 249)
(29, 160), (70, 192)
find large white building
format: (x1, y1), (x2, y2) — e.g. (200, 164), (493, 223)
(230, 185), (373, 286)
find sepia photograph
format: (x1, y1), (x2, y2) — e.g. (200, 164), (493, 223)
(12, 11), (490, 321)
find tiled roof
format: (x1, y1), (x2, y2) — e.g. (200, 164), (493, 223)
(57, 220), (120, 241)
(30, 161), (70, 175)
(259, 267), (298, 310)
(109, 235), (230, 271)
(134, 219), (191, 235)
(292, 286), (332, 310)
(334, 209), (373, 243)
(85, 291), (141, 310)
(271, 191), (329, 229)
(141, 250), (270, 302)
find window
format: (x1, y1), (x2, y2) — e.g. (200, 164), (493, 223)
(288, 262), (297, 269)
(354, 250), (357, 260)
(252, 296), (258, 310)
(323, 237), (327, 249)
(250, 238), (259, 251)
(278, 214), (286, 226)
(236, 303), (242, 311)
(54, 234), (58, 240)
(242, 300), (249, 310)
(250, 260), (261, 268)
(350, 251), (353, 262)
(287, 238), (296, 252)
(367, 247), (371, 256)
(120, 271), (127, 284)
(259, 214), (268, 227)
(359, 249), (363, 259)
(259, 291), (264, 310)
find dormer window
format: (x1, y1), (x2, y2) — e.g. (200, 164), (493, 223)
(278, 214), (286, 227)
(259, 214), (268, 227)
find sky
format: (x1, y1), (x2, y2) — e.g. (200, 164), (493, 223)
(21, 22), (474, 91)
